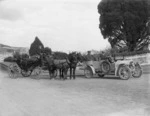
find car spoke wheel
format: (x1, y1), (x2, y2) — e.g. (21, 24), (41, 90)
(84, 66), (93, 78)
(132, 63), (142, 78)
(118, 66), (131, 80)
(101, 61), (111, 74)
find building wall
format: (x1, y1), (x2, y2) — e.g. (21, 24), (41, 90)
(121, 53), (150, 65)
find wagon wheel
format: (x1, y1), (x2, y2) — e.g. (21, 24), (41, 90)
(8, 64), (20, 78)
(84, 66), (93, 78)
(33, 66), (42, 76)
(21, 70), (32, 77)
(8, 68), (18, 78)
(118, 65), (131, 80)
(101, 61), (111, 74)
(132, 63), (142, 78)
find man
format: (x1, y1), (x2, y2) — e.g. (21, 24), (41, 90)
(99, 51), (106, 60)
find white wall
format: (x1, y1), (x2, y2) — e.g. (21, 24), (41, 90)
(123, 53), (150, 65)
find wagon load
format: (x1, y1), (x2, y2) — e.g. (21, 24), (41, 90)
(8, 54), (43, 78)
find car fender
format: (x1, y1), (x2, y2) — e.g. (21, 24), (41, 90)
(85, 65), (95, 75)
(115, 64), (127, 76)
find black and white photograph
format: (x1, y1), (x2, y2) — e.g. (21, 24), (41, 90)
(0, 0), (150, 115)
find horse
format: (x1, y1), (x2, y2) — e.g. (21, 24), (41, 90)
(42, 53), (69, 80)
(42, 53), (57, 79)
(56, 60), (69, 80)
(67, 52), (83, 79)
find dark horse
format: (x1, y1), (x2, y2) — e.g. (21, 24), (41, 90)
(43, 54), (69, 80)
(42, 53), (57, 79)
(56, 60), (69, 80)
(67, 52), (83, 79)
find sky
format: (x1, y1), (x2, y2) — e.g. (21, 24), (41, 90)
(0, 0), (110, 52)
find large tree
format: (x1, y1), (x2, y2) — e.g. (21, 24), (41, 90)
(29, 36), (44, 56)
(98, 0), (150, 51)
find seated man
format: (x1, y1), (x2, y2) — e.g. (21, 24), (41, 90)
(107, 55), (115, 63)
(99, 52), (106, 60)
(99, 52), (114, 63)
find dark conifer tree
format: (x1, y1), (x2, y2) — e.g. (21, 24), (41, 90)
(29, 36), (44, 56)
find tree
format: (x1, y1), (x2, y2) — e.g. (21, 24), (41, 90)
(29, 36), (44, 56)
(43, 47), (52, 55)
(98, 0), (150, 51)
(53, 51), (68, 60)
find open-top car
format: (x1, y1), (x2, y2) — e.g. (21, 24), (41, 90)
(84, 56), (142, 80)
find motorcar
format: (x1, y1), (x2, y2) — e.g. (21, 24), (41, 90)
(84, 56), (142, 80)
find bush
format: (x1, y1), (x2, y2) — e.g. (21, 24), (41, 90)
(4, 56), (15, 62)
(43, 47), (52, 55)
(21, 53), (29, 59)
(53, 51), (68, 60)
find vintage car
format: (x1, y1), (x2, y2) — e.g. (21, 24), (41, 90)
(84, 57), (142, 80)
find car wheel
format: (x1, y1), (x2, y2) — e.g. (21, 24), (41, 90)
(132, 63), (142, 78)
(101, 61), (111, 74)
(118, 65), (131, 80)
(84, 66), (93, 78)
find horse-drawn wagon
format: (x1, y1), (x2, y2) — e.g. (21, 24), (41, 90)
(7, 53), (70, 79)
(7, 54), (45, 78)
(84, 56), (142, 80)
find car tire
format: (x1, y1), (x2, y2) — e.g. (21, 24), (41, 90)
(118, 65), (131, 80)
(100, 61), (111, 74)
(84, 66), (93, 78)
(132, 63), (142, 78)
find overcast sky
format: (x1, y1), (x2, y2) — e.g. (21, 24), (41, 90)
(0, 0), (110, 52)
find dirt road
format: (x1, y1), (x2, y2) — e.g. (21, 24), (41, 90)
(0, 71), (150, 116)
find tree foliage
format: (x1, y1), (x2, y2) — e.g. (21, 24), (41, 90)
(43, 47), (52, 55)
(98, 0), (150, 51)
(53, 51), (68, 60)
(29, 36), (44, 56)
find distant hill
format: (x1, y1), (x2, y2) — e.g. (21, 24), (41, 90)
(0, 43), (29, 54)
(0, 44), (11, 48)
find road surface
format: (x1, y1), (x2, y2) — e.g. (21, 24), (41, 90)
(0, 70), (150, 116)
